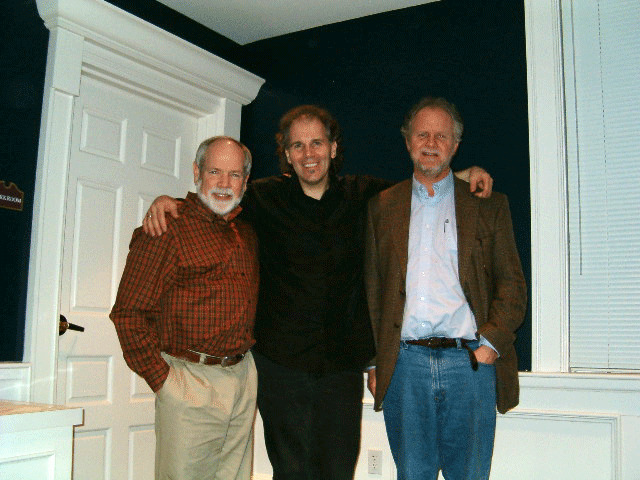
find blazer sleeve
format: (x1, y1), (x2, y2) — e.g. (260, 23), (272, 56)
(474, 195), (527, 355)
(364, 197), (382, 366)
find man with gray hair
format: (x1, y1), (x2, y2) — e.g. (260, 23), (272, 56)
(142, 105), (495, 480)
(110, 136), (259, 480)
(365, 97), (526, 479)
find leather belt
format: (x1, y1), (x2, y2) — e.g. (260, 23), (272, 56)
(406, 337), (460, 349)
(405, 338), (479, 370)
(178, 350), (245, 367)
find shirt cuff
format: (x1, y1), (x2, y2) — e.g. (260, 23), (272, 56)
(478, 335), (500, 357)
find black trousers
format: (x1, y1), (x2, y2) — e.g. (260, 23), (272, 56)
(252, 350), (364, 480)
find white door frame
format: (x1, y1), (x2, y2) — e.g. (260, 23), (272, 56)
(25, 0), (264, 404)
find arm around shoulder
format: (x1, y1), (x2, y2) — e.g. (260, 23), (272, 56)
(143, 195), (182, 236)
(454, 166), (494, 198)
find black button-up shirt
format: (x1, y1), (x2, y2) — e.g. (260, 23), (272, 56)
(243, 174), (390, 375)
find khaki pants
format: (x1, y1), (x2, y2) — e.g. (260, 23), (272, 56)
(155, 351), (257, 480)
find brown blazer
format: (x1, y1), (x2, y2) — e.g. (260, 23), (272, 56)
(365, 176), (527, 414)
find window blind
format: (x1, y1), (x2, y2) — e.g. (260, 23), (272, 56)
(564, 0), (640, 371)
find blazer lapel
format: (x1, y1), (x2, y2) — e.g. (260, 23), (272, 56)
(386, 178), (477, 287)
(454, 177), (478, 283)
(387, 180), (412, 283)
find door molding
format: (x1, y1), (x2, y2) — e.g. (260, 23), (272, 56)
(25, 0), (264, 403)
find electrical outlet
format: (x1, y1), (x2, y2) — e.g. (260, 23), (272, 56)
(368, 449), (382, 475)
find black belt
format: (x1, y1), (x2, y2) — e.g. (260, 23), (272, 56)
(178, 350), (245, 367)
(405, 338), (478, 371)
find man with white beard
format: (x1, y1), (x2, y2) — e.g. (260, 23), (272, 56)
(110, 136), (260, 480)
(143, 105), (495, 480)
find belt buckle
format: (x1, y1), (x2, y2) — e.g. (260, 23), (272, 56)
(220, 353), (244, 367)
(427, 338), (441, 348)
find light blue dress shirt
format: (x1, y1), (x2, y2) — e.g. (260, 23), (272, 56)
(401, 171), (495, 352)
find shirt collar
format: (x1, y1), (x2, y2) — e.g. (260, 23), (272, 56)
(412, 170), (454, 205)
(287, 172), (341, 203)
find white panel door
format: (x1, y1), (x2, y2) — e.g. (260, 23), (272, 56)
(57, 74), (198, 480)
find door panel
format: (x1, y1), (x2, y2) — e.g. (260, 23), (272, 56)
(58, 74), (198, 479)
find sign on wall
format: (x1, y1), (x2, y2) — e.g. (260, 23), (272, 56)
(0, 182), (24, 211)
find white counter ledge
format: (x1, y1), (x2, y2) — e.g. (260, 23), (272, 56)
(0, 401), (83, 480)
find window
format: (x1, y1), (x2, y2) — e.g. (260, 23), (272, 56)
(563, 0), (640, 371)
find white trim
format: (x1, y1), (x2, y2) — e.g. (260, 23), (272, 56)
(24, 0), (263, 403)
(0, 364), (31, 402)
(498, 408), (621, 479)
(520, 372), (640, 395)
(35, 0), (262, 105)
(25, 87), (76, 403)
(81, 41), (222, 117)
(524, 0), (570, 373)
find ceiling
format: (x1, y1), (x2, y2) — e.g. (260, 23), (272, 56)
(154, 0), (437, 45)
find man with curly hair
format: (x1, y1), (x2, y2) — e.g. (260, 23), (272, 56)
(143, 105), (492, 479)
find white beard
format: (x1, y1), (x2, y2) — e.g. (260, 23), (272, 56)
(197, 185), (243, 217)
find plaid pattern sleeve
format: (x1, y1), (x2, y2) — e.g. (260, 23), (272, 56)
(110, 193), (259, 392)
(110, 227), (178, 391)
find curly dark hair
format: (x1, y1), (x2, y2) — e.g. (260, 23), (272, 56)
(275, 105), (344, 176)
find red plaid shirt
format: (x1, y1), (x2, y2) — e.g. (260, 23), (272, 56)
(110, 192), (259, 392)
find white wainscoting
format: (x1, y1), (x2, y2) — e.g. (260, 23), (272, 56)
(0, 401), (83, 480)
(510, 373), (640, 480)
(4, 365), (638, 479)
(249, 373), (640, 480)
(0, 363), (30, 402)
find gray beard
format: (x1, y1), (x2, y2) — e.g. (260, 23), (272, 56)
(197, 186), (243, 216)
(414, 159), (450, 179)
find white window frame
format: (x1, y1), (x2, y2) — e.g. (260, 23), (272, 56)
(526, 0), (640, 374)
(525, 0), (571, 372)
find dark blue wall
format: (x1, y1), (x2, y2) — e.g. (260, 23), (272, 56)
(0, 2), (49, 361)
(241, 0), (532, 370)
(1, 0), (530, 370)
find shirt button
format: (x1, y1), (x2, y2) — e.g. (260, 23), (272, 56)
(420, 296), (425, 301)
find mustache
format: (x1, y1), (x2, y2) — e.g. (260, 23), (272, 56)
(207, 187), (234, 197)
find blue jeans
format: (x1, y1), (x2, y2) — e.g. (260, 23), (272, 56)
(253, 349), (364, 480)
(383, 340), (496, 480)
